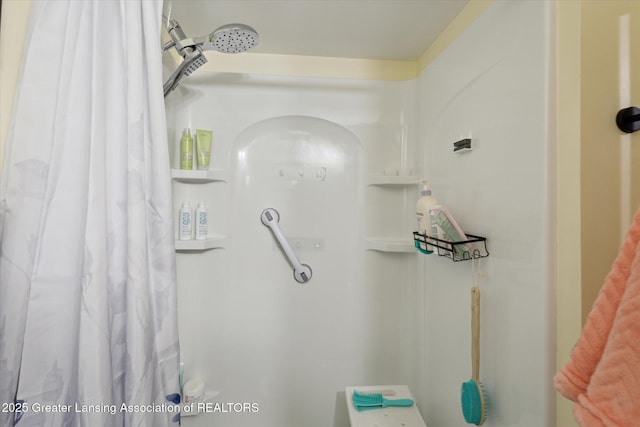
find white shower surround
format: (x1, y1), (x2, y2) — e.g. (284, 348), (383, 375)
(166, 2), (555, 426)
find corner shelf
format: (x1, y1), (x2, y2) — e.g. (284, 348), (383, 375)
(175, 237), (227, 252)
(367, 175), (418, 186)
(412, 232), (488, 262)
(364, 175), (417, 253)
(365, 238), (416, 253)
(171, 169), (228, 183)
(172, 169), (227, 253)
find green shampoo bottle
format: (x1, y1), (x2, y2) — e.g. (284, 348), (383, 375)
(180, 128), (193, 170)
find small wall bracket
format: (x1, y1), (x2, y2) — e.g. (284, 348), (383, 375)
(616, 106), (640, 133)
(453, 138), (472, 153)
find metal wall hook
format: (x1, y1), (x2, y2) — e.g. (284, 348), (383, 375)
(616, 106), (640, 133)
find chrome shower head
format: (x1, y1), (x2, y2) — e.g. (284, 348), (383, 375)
(211, 23), (259, 53)
(163, 49), (207, 97)
(162, 17), (259, 97)
(197, 23), (260, 54)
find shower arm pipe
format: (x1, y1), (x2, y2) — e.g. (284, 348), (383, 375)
(260, 208), (312, 284)
(161, 14), (198, 56)
(162, 35), (208, 53)
(161, 15), (217, 54)
(161, 15), (177, 51)
(162, 40), (176, 52)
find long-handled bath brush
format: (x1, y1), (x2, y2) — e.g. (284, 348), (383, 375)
(461, 286), (487, 425)
(352, 391), (414, 411)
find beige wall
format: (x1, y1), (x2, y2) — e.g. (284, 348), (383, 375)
(580, 1), (640, 321)
(0, 0), (31, 173)
(555, 2), (582, 426)
(556, 1), (640, 426)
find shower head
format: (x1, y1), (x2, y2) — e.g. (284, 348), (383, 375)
(162, 17), (259, 97)
(163, 49), (207, 97)
(196, 23), (260, 54)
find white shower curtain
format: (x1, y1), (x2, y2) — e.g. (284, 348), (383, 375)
(0, 1), (180, 426)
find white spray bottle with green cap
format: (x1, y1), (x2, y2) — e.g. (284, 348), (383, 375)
(416, 180), (440, 253)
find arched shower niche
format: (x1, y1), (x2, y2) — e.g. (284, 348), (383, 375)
(192, 115), (378, 427)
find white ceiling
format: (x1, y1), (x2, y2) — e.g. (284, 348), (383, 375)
(164, 0), (470, 61)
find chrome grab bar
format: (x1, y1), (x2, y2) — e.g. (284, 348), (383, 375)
(260, 208), (312, 283)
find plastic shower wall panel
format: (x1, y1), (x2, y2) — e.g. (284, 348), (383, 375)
(225, 116), (364, 425)
(416, 2), (555, 426)
(168, 75), (421, 427)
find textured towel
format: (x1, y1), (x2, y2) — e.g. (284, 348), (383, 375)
(554, 206), (640, 426)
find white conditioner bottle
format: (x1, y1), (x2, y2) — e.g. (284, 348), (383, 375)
(195, 201), (208, 240)
(179, 201), (193, 240)
(416, 180), (440, 253)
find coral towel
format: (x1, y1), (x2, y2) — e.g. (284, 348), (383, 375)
(554, 206), (640, 426)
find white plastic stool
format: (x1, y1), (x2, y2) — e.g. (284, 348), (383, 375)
(345, 385), (427, 427)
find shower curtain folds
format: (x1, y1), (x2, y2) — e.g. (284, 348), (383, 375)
(0, 1), (180, 426)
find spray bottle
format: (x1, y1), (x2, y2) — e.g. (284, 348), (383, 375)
(180, 128), (193, 170)
(416, 180), (440, 253)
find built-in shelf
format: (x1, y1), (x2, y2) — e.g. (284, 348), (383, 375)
(366, 175), (418, 186)
(171, 168), (228, 183)
(365, 175), (418, 253)
(365, 238), (416, 253)
(175, 237), (227, 251)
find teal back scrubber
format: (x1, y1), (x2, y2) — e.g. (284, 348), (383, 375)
(461, 379), (486, 424)
(460, 286), (487, 425)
